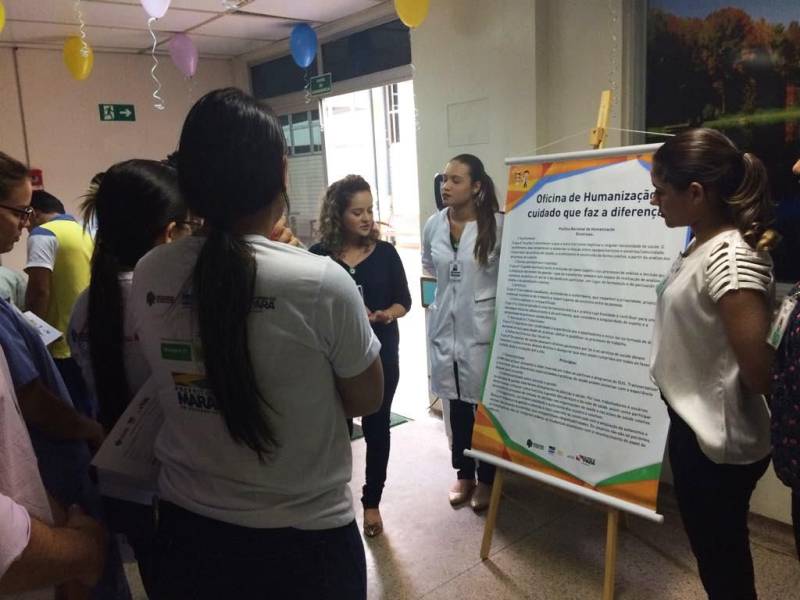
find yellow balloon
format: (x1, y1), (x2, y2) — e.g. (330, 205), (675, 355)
(0, 2), (6, 35)
(63, 36), (94, 81)
(394, 0), (429, 28)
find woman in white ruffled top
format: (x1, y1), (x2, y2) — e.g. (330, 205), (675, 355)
(649, 128), (778, 600)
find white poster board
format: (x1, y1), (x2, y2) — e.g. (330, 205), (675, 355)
(470, 144), (687, 521)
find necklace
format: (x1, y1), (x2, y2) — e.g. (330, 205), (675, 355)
(349, 266), (356, 275)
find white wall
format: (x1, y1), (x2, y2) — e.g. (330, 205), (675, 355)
(411, 0), (792, 525)
(0, 48), (236, 270)
(411, 0), (538, 227)
(535, 0), (625, 151)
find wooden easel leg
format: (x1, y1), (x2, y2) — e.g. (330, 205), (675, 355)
(603, 508), (620, 600)
(480, 468), (505, 560)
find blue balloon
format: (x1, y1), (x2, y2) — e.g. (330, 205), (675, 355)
(290, 24), (317, 69)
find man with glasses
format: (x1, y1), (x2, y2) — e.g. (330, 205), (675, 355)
(24, 189), (95, 419)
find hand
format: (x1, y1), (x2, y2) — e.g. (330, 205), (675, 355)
(65, 505), (107, 587)
(81, 419), (105, 453)
(270, 216), (302, 246)
(370, 310), (394, 324)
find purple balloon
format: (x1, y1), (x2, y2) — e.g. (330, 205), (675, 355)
(168, 34), (198, 78)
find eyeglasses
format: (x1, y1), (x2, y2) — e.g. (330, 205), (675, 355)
(0, 204), (33, 222)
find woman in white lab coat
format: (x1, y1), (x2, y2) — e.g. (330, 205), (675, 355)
(422, 154), (503, 511)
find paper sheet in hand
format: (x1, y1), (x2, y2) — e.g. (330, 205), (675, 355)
(22, 311), (62, 346)
(91, 379), (163, 503)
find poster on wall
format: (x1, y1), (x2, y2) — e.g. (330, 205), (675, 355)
(472, 145), (686, 518)
(647, 0), (800, 281)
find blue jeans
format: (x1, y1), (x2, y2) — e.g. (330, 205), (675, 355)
(151, 502), (366, 600)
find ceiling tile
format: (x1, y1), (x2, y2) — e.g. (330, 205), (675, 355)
(144, 0), (237, 12)
(193, 13), (299, 41)
(189, 34), (266, 57)
(0, 20), (168, 51)
(242, 0), (387, 23)
(5, 1), (212, 30)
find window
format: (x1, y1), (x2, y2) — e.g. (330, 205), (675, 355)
(321, 20), (410, 83)
(282, 110), (323, 156)
(251, 55), (319, 99)
(386, 84), (400, 144)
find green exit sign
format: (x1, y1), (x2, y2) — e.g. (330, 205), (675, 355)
(309, 73), (332, 96)
(99, 104), (136, 122)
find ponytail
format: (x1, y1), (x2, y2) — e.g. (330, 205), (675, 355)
(88, 244), (128, 429)
(450, 154), (500, 265)
(474, 176), (500, 266)
(82, 159), (185, 429)
(191, 227), (277, 460)
(652, 128), (779, 251)
(729, 152), (778, 251)
(177, 88), (287, 460)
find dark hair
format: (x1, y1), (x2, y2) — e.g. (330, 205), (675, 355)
(317, 175), (377, 253)
(450, 154), (500, 265)
(82, 160), (186, 430)
(178, 87), (286, 459)
(0, 152), (29, 202)
(163, 151), (179, 169)
(30, 190), (65, 214)
(653, 128), (778, 250)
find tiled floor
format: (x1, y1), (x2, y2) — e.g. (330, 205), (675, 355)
(349, 417), (799, 599)
(125, 415), (800, 599)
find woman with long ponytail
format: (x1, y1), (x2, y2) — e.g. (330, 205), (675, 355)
(649, 128), (777, 599)
(131, 88), (383, 600)
(422, 153), (503, 512)
(68, 158), (192, 594)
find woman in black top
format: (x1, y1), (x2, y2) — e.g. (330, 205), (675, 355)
(310, 175), (411, 538)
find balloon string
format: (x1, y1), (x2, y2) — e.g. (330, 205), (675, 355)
(148, 17), (165, 111)
(73, 0), (89, 57)
(304, 68), (311, 104)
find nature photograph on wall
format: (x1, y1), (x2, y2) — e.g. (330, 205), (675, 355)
(647, 0), (800, 280)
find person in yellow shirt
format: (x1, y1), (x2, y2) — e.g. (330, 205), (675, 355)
(24, 190), (94, 417)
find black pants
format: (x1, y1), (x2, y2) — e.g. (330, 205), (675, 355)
(151, 502), (367, 600)
(104, 496), (157, 598)
(450, 398), (495, 484)
(54, 356), (94, 418)
(667, 407), (769, 600)
(359, 352), (400, 508)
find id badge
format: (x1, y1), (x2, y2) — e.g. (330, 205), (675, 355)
(767, 295), (798, 349)
(449, 261), (462, 281)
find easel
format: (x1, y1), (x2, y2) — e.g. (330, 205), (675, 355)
(478, 90), (623, 600)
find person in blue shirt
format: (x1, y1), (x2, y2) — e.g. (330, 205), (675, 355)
(0, 151), (130, 599)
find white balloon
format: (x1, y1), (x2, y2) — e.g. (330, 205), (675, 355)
(140, 0), (170, 19)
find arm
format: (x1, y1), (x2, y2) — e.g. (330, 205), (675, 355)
(318, 262), (383, 416)
(24, 268), (51, 320)
(335, 357), (384, 418)
(718, 288), (774, 395)
(371, 244), (412, 324)
(17, 378), (104, 448)
(421, 216), (435, 277)
(0, 505), (106, 594)
(370, 304), (408, 324)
